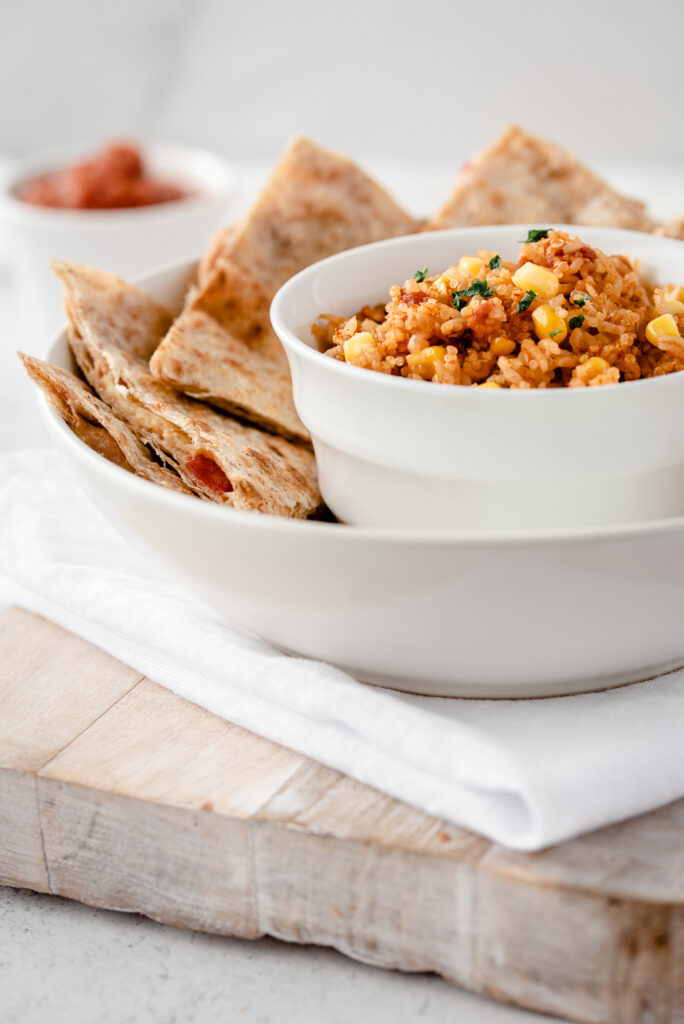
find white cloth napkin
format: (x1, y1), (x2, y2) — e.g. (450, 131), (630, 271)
(3, 449), (684, 851)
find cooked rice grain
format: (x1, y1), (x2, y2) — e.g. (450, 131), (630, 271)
(318, 231), (684, 388)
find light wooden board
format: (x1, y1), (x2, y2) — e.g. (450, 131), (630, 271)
(1, 607), (683, 1024)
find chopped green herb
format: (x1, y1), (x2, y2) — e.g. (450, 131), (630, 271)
(452, 278), (494, 310)
(516, 290), (536, 313)
(468, 278), (493, 297)
(413, 267), (429, 283)
(571, 294), (590, 307)
(549, 329), (562, 339)
(520, 228), (550, 244)
(568, 314), (585, 330)
(488, 254), (502, 270)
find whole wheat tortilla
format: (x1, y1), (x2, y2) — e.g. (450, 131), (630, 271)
(150, 258), (308, 443)
(427, 125), (656, 232)
(53, 260), (321, 518)
(198, 224), (235, 287)
(200, 135), (420, 290)
(151, 136), (418, 440)
(656, 216), (684, 241)
(19, 353), (193, 493)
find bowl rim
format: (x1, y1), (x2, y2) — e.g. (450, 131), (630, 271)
(0, 140), (236, 225)
(270, 224), (684, 400)
(42, 319), (684, 548)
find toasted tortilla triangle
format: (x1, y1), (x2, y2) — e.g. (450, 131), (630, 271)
(152, 136), (418, 439)
(201, 135), (420, 290)
(20, 353), (192, 493)
(656, 216), (684, 240)
(150, 258), (308, 443)
(427, 125), (656, 232)
(52, 260), (321, 517)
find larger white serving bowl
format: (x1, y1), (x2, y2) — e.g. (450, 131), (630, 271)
(38, 259), (684, 698)
(0, 142), (235, 341)
(271, 226), (684, 532)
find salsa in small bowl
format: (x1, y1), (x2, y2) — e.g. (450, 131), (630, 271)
(0, 140), (235, 336)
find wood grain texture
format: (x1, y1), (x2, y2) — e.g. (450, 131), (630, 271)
(0, 768), (47, 892)
(483, 803), (684, 903)
(0, 607), (142, 773)
(1, 608), (683, 1024)
(38, 778), (259, 937)
(40, 677), (306, 817)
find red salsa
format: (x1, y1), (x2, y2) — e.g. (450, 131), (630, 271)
(16, 143), (190, 210)
(186, 454), (233, 494)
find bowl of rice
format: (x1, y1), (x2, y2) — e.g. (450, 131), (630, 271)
(271, 226), (684, 531)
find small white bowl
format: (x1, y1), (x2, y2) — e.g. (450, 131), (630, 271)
(37, 259), (684, 697)
(271, 226), (684, 532)
(0, 141), (235, 340)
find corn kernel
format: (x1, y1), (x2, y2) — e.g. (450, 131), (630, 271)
(583, 357), (610, 377)
(479, 381), (501, 388)
(664, 287), (684, 315)
(406, 345), (446, 378)
(532, 304), (567, 342)
(490, 336), (516, 356)
(512, 262), (560, 299)
(645, 314), (681, 345)
(458, 255), (485, 277)
(343, 332), (376, 363)
(432, 274), (452, 299)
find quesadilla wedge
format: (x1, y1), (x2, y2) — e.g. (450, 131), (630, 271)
(428, 125), (656, 232)
(656, 216), (684, 240)
(198, 224), (235, 288)
(20, 353), (192, 493)
(150, 258), (308, 443)
(200, 135), (420, 290)
(53, 260), (321, 517)
(151, 136), (418, 439)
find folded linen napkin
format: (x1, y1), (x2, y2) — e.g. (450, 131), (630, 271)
(2, 448), (684, 851)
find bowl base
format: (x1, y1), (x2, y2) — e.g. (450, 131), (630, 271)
(316, 439), (684, 533)
(309, 656), (684, 699)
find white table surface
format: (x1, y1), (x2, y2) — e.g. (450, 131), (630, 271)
(1, 159), (681, 1024)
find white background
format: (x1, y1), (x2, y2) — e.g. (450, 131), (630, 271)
(2, 0), (683, 164)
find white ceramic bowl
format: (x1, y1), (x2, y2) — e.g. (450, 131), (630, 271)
(271, 226), (684, 532)
(38, 259), (684, 698)
(0, 142), (235, 340)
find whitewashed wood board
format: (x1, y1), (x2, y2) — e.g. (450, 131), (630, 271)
(1, 607), (682, 1024)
